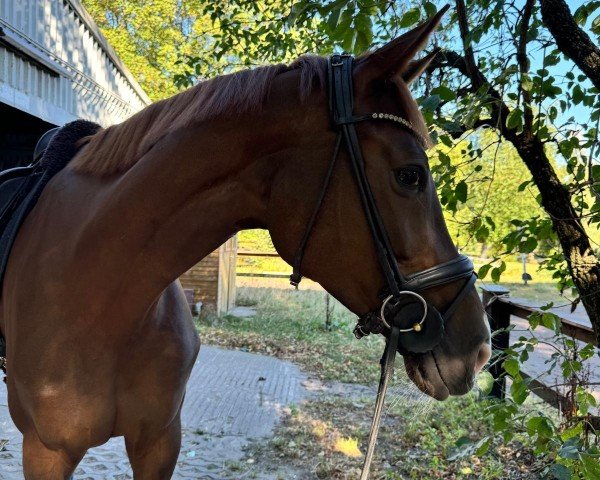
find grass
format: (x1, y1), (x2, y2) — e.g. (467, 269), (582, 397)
(198, 282), (555, 479)
(199, 285), (386, 384)
(244, 394), (543, 479)
(203, 232), (576, 478)
(199, 273), (573, 386)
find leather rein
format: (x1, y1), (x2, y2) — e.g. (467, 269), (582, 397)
(289, 54), (477, 478)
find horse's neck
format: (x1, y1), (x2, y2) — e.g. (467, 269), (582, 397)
(98, 108), (294, 304)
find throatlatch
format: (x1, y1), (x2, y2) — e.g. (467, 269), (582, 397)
(289, 53), (477, 479)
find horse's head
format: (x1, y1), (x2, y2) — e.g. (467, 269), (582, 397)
(267, 9), (490, 400)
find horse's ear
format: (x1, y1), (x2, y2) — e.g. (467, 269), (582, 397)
(355, 5), (449, 86)
(402, 48), (440, 84)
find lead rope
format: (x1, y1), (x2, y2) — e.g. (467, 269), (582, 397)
(359, 325), (400, 480)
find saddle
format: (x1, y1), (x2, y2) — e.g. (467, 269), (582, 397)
(0, 120), (100, 291)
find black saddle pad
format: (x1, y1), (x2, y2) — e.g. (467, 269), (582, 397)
(0, 120), (101, 290)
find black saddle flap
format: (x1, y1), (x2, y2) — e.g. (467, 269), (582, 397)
(0, 167), (36, 219)
(0, 170), (45, 282)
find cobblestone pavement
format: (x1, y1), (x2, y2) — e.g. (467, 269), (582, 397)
(0, 346), (308, 479)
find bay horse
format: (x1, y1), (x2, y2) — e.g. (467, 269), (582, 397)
(0, 11), (490, 480)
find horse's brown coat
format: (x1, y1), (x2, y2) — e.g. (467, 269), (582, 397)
(0, 12), (490, 480)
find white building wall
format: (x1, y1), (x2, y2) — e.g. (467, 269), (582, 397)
(0, 0), (150, 127)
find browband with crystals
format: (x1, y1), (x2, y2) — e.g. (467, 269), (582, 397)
(334, 112), (430, 150)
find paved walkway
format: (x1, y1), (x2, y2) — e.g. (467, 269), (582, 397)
(0, 346), (308, 479)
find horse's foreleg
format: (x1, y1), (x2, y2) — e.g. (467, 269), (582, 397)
(125, 410), (182, 480)
(22, 431), (83, 480)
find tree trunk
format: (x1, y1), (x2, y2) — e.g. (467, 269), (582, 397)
(432, 54), (600, 342)
(506, 132), (600, 345)
(540, 0), (600, 91)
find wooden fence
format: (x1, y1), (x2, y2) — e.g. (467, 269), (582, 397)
(236, 250), (290, 279)
(482, 285), (599, 427)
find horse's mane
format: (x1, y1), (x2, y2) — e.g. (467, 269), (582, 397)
(71, 56), (327, 176)
(72, 54), (430, 176)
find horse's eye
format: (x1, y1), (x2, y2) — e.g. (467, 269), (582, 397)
(395, 167), (422, 188)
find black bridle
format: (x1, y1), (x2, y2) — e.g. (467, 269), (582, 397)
(290, 53), (476, 352)
(289, 54), (478, 478)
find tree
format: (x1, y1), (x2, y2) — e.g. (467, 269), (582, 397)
(426, 0), (600, 342)
(174, 0), (600, 345)
(435, 129), (546, 256)
(81, 0), (219, 100)
(540, 0), (600, 91)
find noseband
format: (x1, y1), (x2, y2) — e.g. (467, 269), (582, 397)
(289, 54), (477, 479)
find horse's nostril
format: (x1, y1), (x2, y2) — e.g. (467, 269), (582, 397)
(474, 342), (492, 374)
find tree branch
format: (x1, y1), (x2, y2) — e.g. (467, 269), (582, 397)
(444, 118), (496, 139)
(540, 0), (600, 91)
(429, 17), (600, 344)
(429, 49), (511, 132)
(517, 0), (535, 135)
(455, 0), (482, 89)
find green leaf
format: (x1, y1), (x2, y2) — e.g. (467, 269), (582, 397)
(447, 436), (472, 461)
(448, 436), (490, 460)
(431, 85), (456, 101)
(504, 358), (520, 377)
(334, 9), (354, 41)
(354, 14), (373, 46)
(544, 54), (560, 67)
(424, 2), (437, 17)
(574, 2), (600, 25)
(526, 416), (554, 438)
(559, 139), (575, 158)
(455, 181), (468, 203)
(506, 108), (523, 131)
(511, 378), (529, 404)
(580, 453), (600, 478)
(593, 15), (600, 35)
(528, 312), (541, 329)
(354, 29), (373, 53)
(475, 225), (490, 243)
(558, 443), (580, 460)
(572, 85), (585, 105)
(478, 263), (492, 279)
(520, 236), (538, 253)
(521, 75), (533, 92)
(491, 261), (506, 283)
(439, 134), (453, 148)
(561, 423), (583, 441)
(547, 463), (572, 480)
(541, 312), (560, 332)
(342, 28), (356, 52)
(517, 180), (531, 192)
(477, 371), (494, 395)
(400, 7), (421, 28)
(542, 80), (563, 98)
(580, 343), (596, 360)
(326, 6), (343, 32)
(421, 94), (441, 111)
(475, 437), (491, 456)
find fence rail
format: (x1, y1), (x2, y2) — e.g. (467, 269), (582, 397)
(237, 250), (280, 257)
(237, 272), (290, 278)
(236, 250), (290, 279)
(482, 285), (599, 428)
